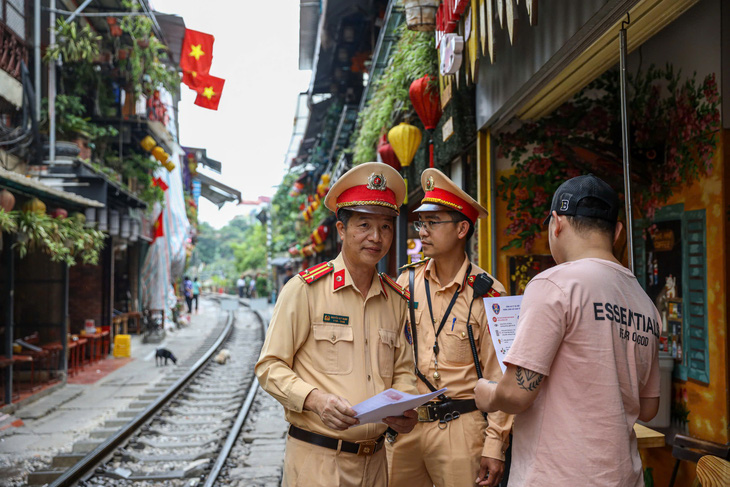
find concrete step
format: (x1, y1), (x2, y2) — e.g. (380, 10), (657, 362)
(26, 470), (64, 485)
(105, 418), (129, 428)
(72, 439), (104, 453)
(51, 452), (86, 468)
(89, 427), (119, 439)
(118, 408), (145, 418)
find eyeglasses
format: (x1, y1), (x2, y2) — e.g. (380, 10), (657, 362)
(413, 220), (462, 232)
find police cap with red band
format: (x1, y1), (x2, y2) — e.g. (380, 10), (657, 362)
(324, 162), (406, 217)
(414, 168), (488, 223)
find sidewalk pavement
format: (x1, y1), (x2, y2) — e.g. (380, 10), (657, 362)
(0, 297), (242, 482)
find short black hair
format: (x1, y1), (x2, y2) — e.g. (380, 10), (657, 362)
(336, 208), (353, 227)
(565, 197), (617, 238)
(449, 211), (475, 241)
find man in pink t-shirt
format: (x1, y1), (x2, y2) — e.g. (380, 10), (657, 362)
(474, 174), (661, 486)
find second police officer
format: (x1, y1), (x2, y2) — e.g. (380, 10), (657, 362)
(387, 168), (513, 487)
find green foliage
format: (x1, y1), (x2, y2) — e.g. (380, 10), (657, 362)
(12, 211), (105, 266)
(44, 18), (101, 64)
(232, 223), (267, 273)
(352, 25), (438, 164)
(0, 209), (17, 233)
(270, 172), (301, 253)
(120, 0), (179, 95)
(189, 216), (252, 285)
(497, 65), (721, 251)
(43, 95), (119, 142)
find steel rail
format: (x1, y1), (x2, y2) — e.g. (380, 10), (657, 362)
(49, 305), (237, 487)
(202, 305), (267, 486)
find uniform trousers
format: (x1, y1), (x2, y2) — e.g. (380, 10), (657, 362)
(283, 435), (388, 487)
(387, 410), (487, 487)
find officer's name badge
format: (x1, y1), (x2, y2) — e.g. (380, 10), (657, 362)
(323, 313), (349, 325)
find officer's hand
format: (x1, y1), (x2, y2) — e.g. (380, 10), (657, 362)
(474, 378), (498, 413)
(304, 389), (359, 431)
(383, 409), (418, 434)
(475, 456), (504, 486)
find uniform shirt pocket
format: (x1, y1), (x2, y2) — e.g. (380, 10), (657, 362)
(441, 321), (480, 366)
(377, 328), (399, 377)
(311, 324), (355, 375)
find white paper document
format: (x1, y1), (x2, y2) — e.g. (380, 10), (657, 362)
(483, 295), (524, 372)
(351, 388), (447, 425)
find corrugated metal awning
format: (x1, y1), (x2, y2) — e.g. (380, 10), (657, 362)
(194, 172), (241, 208)
(0, 168), (104, 209)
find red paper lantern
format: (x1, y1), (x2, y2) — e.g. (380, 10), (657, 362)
(409, 75), (442, 130)
(409, 75), (442, 168)
(0, 189), (15, 212)
(378, 142), (401, 171)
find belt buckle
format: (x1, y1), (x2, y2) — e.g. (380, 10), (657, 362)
(357, 440), (377, 456)
(416, 405), (432, 422)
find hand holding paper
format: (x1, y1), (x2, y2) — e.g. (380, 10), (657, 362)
(351, 388), (447, 426)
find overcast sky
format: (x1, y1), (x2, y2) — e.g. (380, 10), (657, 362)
(152, 0), (310, 229)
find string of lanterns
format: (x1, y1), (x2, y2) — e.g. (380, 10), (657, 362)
(301, 174), (330, 223)
(140, 135), (176, 172)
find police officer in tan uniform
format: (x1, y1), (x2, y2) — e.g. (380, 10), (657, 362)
(387, 169), (513, 487)
(256, 162), (419, 487)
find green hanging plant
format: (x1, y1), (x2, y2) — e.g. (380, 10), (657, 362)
(352, 25), (438, 164)
(44, 18), (102, 64)
(0, 209), (18, 233)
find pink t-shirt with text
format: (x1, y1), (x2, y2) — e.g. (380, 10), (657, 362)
(504, 258), (660, 487)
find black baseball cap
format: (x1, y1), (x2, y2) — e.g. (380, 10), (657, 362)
(543, 174), (620, 225)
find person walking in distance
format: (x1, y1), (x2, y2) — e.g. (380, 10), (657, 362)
(256, 162), (419, 487)
(183, 276), (193, 314)
(474, 174), (661, 487)
(192, 277), (201, 313)
(387, 169), (513, 487)
(237, 274), (245, 298)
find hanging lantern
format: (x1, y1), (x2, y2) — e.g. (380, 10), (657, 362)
(377, 134), (401, 171)
(410, 76), (442, 130)
(140, 135), (157, 152)
(410, 75), (442, 168)
(314, 243), (325, 253)
(22, 198), (46, 214)
(321, 174), (331, 185)
(50, 208), (68, 219)
(388, 123), (422, 168)
(152, 146), (169, 163)
(0, 189), (15, 212)
(162, 160), (175, 172)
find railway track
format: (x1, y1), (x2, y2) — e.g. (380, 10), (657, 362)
(29, 299), (268, 487)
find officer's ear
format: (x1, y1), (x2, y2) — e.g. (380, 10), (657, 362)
(336, 220), (346, 240)
(456, 220), (470, 240)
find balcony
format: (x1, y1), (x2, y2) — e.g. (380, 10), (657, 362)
(0, 20), (28, 109)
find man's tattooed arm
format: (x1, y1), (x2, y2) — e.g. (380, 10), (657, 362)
(515, 366), (544, 392)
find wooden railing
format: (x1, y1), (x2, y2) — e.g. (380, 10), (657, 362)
(0, 21), (28, 81)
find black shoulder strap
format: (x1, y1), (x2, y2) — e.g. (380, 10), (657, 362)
(409, 268), (447, 400)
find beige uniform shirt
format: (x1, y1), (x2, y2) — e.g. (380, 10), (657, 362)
(397, 255), (513, 460)
(256, 253), (418, 442)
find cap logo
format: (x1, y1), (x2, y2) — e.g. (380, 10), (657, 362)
(367, 173), (387, 191)
(560, 199), (570, 211)
(424, 176), (435, 191)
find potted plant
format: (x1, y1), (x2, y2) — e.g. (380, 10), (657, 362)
(44, 18), (102, 64)
(404, 0), (439, 31)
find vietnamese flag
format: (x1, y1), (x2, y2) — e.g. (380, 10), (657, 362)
(152, 177), (169, 191)
(152, 212), (164, 241)
(180, 29), (214, 83)
(193, 73), (225, 110)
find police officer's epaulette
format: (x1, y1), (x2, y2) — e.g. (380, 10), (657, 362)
(298, 261), (334, 284)
(398, 257), (430, 272)
(466, 275), (502, 297)
(380, 273), (411, 301)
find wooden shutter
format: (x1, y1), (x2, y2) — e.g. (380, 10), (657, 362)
(682, 209), (709, 383)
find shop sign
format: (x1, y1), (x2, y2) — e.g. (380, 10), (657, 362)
(652, 229), (675, 251)
(442, 117), (454, 142)
(440, 33), (464, 75)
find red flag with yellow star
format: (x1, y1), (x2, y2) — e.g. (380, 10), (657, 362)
(180, 29), (214, 88)
(193, 73), (225, 110)
(152, 212), (164, 241)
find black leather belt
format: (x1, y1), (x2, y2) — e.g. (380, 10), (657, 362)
(416, 399), (478, 423)
(288, 425), (385, 456)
